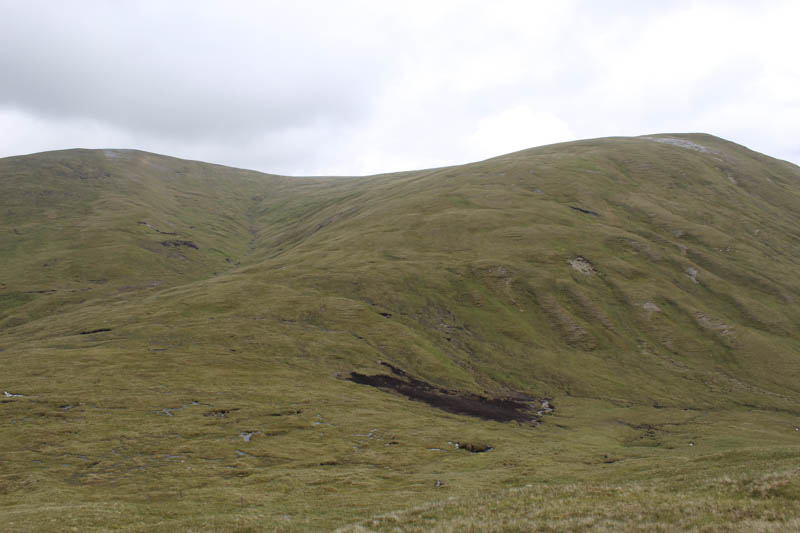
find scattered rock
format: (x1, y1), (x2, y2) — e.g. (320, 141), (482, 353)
(695, 312), (735, 337)
(686, 266), (699, 283)
(536, 398), (554, 415)
(240, 432), (253, 442)
(204, 408), (238, 418)
(152, 402), (207, 417)
(569, 256), (597, 275)
(646, 136), (714, 154)
(642, 302), (661, 313)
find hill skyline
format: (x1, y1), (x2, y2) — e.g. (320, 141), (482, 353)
(7, 131), (800, 177)
(3, 132), (800, 531)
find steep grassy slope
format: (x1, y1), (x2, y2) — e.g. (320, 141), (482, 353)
(2, 134), (800, 531)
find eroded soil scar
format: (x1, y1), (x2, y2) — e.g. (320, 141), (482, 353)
(458, 442), (493, 453)
(348, 362), (552, 424)
(160, 240), (199, 249)
(138, 221), (177, 235)
(79, 328), (112, 335)
(569, 205), (600, 216)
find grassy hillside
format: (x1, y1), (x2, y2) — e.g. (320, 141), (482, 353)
(2, 134), (800, 531)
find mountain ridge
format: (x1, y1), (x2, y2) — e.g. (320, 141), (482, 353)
(3, 133), (800, 531)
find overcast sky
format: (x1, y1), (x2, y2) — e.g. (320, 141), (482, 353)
(1, 0), (798, 175)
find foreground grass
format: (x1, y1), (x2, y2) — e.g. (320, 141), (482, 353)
(340, 465), (800, 532)
(4, 376), (799, 531)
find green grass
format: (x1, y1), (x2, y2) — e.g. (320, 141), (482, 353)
(2, 134), (800, 530)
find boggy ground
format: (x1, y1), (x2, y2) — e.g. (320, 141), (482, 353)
(348, 362), (551, 424)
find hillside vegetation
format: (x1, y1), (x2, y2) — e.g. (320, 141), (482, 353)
(2, 134), (800, 531)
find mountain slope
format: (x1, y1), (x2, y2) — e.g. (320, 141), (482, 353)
(2, 134), (800, 531)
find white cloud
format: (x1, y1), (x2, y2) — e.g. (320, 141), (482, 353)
(0, 0), (798, 174)
(467, 106), (575, 159)
(0, 109), (136, 156)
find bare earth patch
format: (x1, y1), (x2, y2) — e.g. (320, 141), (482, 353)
(348, 362), (552, 424)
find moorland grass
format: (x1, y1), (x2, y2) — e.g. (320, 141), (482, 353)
(2, 134), (800, 530)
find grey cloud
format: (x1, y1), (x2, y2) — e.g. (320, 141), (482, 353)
(0, 1), (390, 139)
(0, 0), (798, 175)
